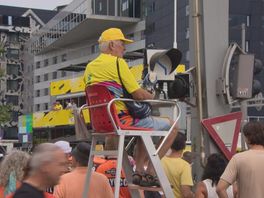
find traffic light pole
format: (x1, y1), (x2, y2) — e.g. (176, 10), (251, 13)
(189, 0), (231, 181)
(240, 23), (247, 151)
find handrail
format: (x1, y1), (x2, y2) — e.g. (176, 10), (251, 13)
(107, 98), (181, 156)
(82, 98), (181, 156)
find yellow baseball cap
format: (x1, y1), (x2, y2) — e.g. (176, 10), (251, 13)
(98, 28), (133, 44)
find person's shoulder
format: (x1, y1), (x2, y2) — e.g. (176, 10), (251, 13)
(97, 159), (116, 172)
(98, 53), (116, 62)
(118, 58), (128, 65)
(58, 170), (76, 181)
(233, 150), (252, 158)
(92, 171), (108, 181)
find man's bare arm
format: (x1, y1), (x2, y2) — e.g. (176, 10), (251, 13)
(131, 88), (154, 100)
(216, 179), (231, 198)
(181, 185), (194, 198)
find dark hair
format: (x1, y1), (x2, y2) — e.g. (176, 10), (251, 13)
(171, 132), (186, 151)
(71, 142), (90, 166)
(243, 121), (264, 147)
(202, 153), (227, 186)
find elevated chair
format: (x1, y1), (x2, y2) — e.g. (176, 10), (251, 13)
(81, 84), (181, 198)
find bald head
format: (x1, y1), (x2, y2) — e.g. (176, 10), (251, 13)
(30, 143), (63, 172)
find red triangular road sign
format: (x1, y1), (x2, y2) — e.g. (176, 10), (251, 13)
(201, 112), (242, 160)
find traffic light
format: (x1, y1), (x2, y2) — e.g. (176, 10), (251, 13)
(252, 59), (263, 96)
(218, 43), (263, 104)
(168, 74), (190, 99)
(145, 48), (191, 99)
(146, 48), (182, 81)
(230, 54), (263, 99)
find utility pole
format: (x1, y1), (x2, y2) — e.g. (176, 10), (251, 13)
(189, 0), (231, 180)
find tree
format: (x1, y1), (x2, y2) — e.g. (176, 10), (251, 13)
(0, 104), (11, 125)
(0, 68), (12, 125)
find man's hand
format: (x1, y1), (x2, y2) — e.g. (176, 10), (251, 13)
(131, 88), (155, 100)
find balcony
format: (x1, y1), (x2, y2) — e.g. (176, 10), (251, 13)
(30, 0), (142, 54)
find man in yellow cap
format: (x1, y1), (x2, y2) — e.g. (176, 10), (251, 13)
(83, 27), (178, 187)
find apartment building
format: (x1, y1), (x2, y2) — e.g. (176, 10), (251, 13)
(0, 5), (57, 139)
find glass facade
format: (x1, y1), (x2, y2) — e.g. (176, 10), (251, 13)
(30, 0), (141, 54)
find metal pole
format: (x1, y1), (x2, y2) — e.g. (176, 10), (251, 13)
(241, 23), (246, 51)
(173, 0), (177, 48)
(240, 23), (247, 151)
(193, 0), (206, 167)
(115, 0), (118, 16)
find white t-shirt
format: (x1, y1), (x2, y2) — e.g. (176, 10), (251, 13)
(203, 179), (233, 198)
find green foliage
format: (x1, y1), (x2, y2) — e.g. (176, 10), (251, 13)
(0, 104), (12, 125)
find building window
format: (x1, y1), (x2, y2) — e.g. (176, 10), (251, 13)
(185, 5), (190, 16)
(229, 14), (250, 27)
(7, 80), (19, 91)
(52, 72), (57, 79)
(61, 71), (66, 77)
(185, 28), (190, 39)
(44, 73), (49, 81)
(122, 0), (129, 11)
(148, 2), (155, 14)
(44, 88), (49, 96)
(127, 33), (134, 41)
(6, 64), (19, 75)
(44, 59), (49, 67)
(36, 90), (40, 97)
(53, 56), (58, 64)
(36, 75), (40, 83)
(91, 44), (99, 54)
(36, 61), (40, 69)
(61, 54), (67, 62)
(3, 127), (17, 139)
(99, 2), (102, 11)
(6, 95), (18, 105)
(6, 48), (19, 59)
(12, 16), (30, 27)
(36, 104), (40, 111)
(11, 111), (18, 122)
(44, 103), (49, 110)
(8, 33), (18, 43)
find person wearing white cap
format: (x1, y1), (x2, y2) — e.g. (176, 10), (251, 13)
(54, 141), (73, 172)
(54, 141), (72, 154)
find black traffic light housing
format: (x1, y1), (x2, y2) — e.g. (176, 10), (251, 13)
(252, 59), (263, 96)
(168, 74), (190, 99)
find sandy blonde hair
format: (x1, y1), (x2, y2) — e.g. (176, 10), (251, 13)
(0, 150), (30, 187)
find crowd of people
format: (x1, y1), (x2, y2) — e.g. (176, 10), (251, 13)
(0, 119), (263, 198)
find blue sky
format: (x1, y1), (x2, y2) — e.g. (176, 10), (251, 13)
(0, 0), (73, 10)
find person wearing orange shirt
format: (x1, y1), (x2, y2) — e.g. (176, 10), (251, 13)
(53, 142), (113, 198)
(96, 158), (131, 198)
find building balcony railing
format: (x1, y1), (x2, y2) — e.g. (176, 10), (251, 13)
(30, 0), (142, 54)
